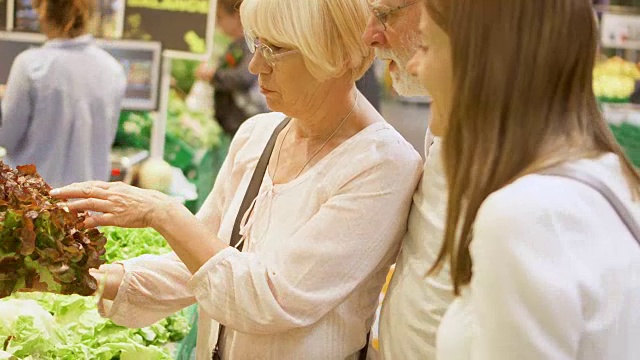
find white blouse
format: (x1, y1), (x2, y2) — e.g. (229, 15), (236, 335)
(436, 153), (640, 360)
(100, 113), (423, 360)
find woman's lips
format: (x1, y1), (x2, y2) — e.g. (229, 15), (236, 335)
(260, 87), (274, 94)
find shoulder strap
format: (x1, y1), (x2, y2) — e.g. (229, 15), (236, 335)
(229, 117), (291, 249)
(540, 167), (640, 245)
(213, 117), (290, 360)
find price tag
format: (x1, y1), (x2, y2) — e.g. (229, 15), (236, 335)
(601, 12), (640, 50)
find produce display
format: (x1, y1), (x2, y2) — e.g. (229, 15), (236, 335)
(114, 90), (222, 172)
(593, 57), (640, 102)
(1, 224), (191, 359)
(113, 111), (153, 150)
(0, 163), (106, 299)
(0, 292), (189, 359)
(167, 89), (222, 151)
(115, 29), (232, 215)
(171, 31), (230, 95)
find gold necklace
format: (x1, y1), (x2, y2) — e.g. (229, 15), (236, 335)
(273, 91), (360, 181)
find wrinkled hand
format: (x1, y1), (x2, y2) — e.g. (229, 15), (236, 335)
(195, 62), (216, 81)
(50, 181), (176, 229)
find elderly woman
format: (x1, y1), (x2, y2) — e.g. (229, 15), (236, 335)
(51, 0), (422, 359)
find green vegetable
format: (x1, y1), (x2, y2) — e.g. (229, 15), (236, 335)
(0, 163), (106, 298)
(101, 227), (191, 345)
(0, 227), (192, 359)
(101, 227), (172, 263)
(113, 111), (153, 150)
(171, 58), (200, 95)
(167, 89), (222, 150)
(0, 292), (189, 359)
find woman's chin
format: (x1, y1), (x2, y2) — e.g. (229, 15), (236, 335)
(265, 99), (282, 113)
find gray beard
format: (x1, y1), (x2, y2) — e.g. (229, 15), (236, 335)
(390, 68), (427, 97)
(375, 36), (429, 97)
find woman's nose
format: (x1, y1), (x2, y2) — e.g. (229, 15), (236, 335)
(248, 51), (272, 75)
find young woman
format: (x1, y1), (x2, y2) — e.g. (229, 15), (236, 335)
(408, 0), (640, 359)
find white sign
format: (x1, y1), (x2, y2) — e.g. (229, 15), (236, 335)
(601, 12), (640, 50)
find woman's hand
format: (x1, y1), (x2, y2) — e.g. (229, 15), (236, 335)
(90, 263), (125, 301)
(53, 182), (226, 274)
(50, 181), (177, 229)
(195, 62), (216, 82)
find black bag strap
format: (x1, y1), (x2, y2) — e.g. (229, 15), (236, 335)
(229, 117), (291, 248)
(540, 167), (640, 245)
(213, 117), (290, 359)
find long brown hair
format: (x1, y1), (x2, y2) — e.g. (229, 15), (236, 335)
(34, 0), (94, 38)
(426, 0), (640, 295)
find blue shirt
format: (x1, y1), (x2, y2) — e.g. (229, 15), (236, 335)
(0, 35), (126, 187)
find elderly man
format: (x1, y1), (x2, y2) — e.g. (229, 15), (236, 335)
(363, 1), (454, 359)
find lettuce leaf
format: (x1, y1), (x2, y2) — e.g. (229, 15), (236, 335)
(0, 220), (192, 359)
(0, 293), (174, 359)
(0, 162), (106, 298)
(101, 227), (172, 263)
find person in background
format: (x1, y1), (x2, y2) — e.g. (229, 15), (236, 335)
(356, 65), (382, 111)
(50, 0), (422, 358)
(410, 0), (640, 359)
(195, 0), (268, 137)
(0, 0), (126, 188)
(362, 0), (454, 358)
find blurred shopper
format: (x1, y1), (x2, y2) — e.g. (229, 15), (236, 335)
(362, 1), (454, 358)
(0, 0), (126, 187)
(409, 0), (640, 359)
(195, 0), (268, 137)
(51, 0), (422, 359)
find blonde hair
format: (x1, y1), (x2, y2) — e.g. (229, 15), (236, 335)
(239, 0), (373, 82)
(425, 0), (640, 295)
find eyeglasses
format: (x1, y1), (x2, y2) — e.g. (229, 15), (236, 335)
(371, 0), (420, 30)
(244, 33), (298, 67)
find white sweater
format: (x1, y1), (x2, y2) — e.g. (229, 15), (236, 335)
(437, 153), (640, 360)
(100, 113), (423, 360)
